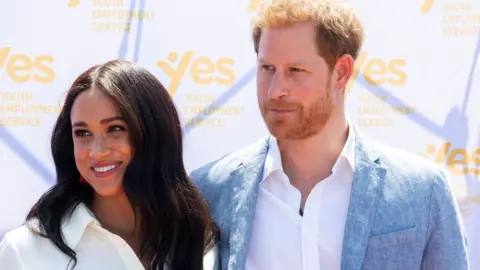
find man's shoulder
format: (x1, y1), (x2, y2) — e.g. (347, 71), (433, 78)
(361, 137), (459, 225)
(358, 136), (468, 269)
(369, 137), (445, 179)
(362, 135), (450, 201)
(189, 137), (267, 191)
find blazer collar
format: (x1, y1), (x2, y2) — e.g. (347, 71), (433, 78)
(227, 137), (269, 269)
(225, 129), (386, 270)
(340, 128), (387, 270)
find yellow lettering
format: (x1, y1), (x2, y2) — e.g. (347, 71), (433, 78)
(357, 118), (394, 127)
(34, 55), (55, 83)
(443, 27), (479, 37)
(0, 47), (55, 83)
(91, 10), (153, 20)
(0, 47), (12, 69)
(358, 94), (386, 104)
(388, 59), (407, 86)
(185, 94), (215, 104)
(363, 58), (387, 85)
(0, 92), (33, 101)
(0, 117), (42, 126)
(67, 0), (80, 8)
(0, 104), (62, 114)
(447, 148), (469, 176)
(346, 53), (407, 93)
(184, 106), (244, 116)
(216, 58), (235, 85)
(432, 142), (452, 164)
(190, 57), (214, 84)
(356, 106), (414, 116)
(7, 54), (33, 83)
(93, 0), (124, 7)
(184, 117), (224, 128)
(469, 196), (480, 204)
(156, 51), (194, 97)
(91, 22), (131, 33)
(422, 143), (480, 175)
(444, 3), (472, 13)
(472, 149), (480, 175)
(420, 0), (435, 14)
(92, 10), (115, 19)
(156, 52), (235, 97)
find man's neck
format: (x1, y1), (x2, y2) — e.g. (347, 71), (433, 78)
(277, 114), (349, 185)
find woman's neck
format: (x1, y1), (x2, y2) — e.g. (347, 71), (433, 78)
(90, 192), (138, 240)
(90, 192), (153, 269)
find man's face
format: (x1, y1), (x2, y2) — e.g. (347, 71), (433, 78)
(257, 22), (339, 140)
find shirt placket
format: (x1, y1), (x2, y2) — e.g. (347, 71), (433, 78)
(93, 225), (146, 270)
(300, 183), (324, 270)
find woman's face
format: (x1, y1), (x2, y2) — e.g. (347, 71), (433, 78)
(70, 88), (133, 197)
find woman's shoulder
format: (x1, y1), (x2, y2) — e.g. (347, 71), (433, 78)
(203, 243), (220, 270)
(0, 224), (41, 268)
(1, 222), (43, 251)
(3, 223), (36, 242)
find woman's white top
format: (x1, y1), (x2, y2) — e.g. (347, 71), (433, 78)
(0, 203), (219, 270)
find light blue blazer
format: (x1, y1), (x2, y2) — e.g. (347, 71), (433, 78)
(190, 131), (469, 270)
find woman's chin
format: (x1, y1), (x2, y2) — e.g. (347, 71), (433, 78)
(92, 185), (124, 198)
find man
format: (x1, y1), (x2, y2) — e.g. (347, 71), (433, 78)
(191, 0), (469, 269)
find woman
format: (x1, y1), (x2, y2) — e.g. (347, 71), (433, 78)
(0, 60), (219, 270)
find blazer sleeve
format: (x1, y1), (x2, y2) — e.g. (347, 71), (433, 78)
(203, 244), (220, 270)
(0, 233), (27, 270)
(421, 169), (469, 270)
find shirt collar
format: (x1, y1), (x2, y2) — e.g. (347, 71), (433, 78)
(262, 133), (284, 181)
(61, 202), (101, 249)
(27, 202), (100, 249)
(262, 119), (356, 182)
(334, 119), (355, 173)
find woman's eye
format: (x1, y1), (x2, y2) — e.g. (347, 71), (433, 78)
(73, 130), (90, 137)
(109, 125), (125, 133)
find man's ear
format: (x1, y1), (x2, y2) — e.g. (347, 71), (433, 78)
(333, 54), (354, 92)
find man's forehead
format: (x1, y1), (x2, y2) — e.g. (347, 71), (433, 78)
(258, 57), (320, 66)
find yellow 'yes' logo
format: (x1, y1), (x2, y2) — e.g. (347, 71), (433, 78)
(156, 51), (236, 97)
(420, 0), (435, 14)
(0, 47), (55, 83)
(345, 52), (407, 95)
(67, 0), (80, 7)
(420, 142), (480, 176)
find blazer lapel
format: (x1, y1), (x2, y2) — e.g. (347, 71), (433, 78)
(341, 134), (387, 270)
(227, 138), (269, 270)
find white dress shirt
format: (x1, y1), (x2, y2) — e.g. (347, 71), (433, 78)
(245, 125), (356, 270)
(0, 203), (219, 270)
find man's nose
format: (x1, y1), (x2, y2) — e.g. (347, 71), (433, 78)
(268, 71), (289, 99)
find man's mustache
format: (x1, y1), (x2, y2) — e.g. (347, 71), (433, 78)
(262, 100), (300, 110)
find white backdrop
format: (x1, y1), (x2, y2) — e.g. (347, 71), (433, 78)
(1, 0), (479, 268)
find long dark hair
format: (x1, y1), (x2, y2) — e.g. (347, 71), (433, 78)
(26, 60), (217, 269)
